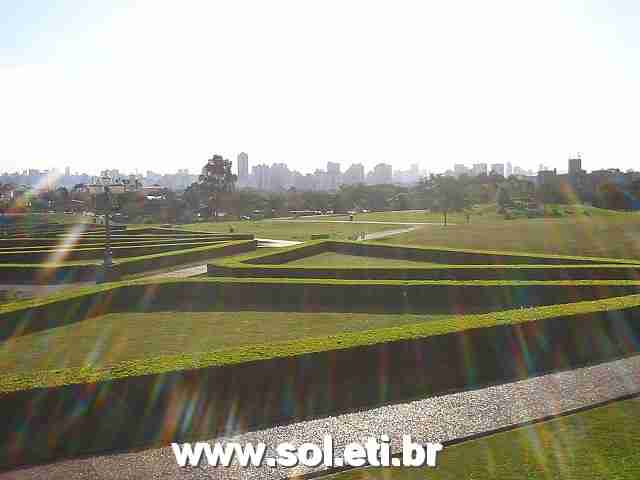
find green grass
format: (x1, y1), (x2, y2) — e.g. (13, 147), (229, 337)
(179, 220), (402, 241)
(379, 211), (640, 260)
(215, 240), (640, 268)
(284, 252), (439, 267)
(0, 311), (449, 375)
(326, 397), (640, 479)
(1, 288), (640, 393)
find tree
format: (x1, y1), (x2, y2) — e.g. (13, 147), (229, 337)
(496, 185), (512, 212)
(198, 154), (237, 220)
(418, 175), (469, 225)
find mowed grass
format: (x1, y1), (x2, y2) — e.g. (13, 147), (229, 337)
(0, 311), (449, 375)
(327, 397), (640, 479)
(179, 220), (402, 241)
(324, 204), (630, 224)
(377, 209), (640, 260)
(284, 252), (438, 267)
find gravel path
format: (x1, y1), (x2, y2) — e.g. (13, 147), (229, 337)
(273, 220), (451, 226)
(6, 354), (640, 480)
(362, 226), (419, 240)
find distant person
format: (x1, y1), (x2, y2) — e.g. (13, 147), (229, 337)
(466, 212), (471, 223)
(350, 214), (354, 221)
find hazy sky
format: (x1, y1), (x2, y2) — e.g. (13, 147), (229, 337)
(1, 1), (639, 175)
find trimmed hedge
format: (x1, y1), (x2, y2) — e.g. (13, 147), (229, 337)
(244, 240), (640, 265)
(1, 295), (640, 467)
(0, 235), (249, 249)
(0, 240), (257, 284)
(1, 277), (638, 340)
(208, 240), (640, 281)
(0, 240), (237, 263)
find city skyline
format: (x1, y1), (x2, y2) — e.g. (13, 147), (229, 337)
(2, 1), (640, 175)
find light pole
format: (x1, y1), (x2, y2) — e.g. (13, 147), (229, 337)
(103, 186), (113, 269)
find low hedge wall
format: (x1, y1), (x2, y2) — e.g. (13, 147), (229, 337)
(1, 277), (638, 340)
(208, 263), (640, 281)
(0, 240), (232, 263)
(0, 235), (245, 249)
(1, 295), (640, 467)
(113, 239), (258, 277)
(208, 240), (640, 280)
(0, 240), (257, 285)
(243, 240), (637, 266)
(0, 263), (99, 284)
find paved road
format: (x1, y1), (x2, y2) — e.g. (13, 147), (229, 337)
(6, 355), (639, 479)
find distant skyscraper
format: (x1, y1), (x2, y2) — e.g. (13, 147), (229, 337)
(506, 162), (513, 177)
(367, 163), (393, 185)
(454, 164), (468, 177)
(65, 166), (71, 177)
(237, 152), (249, 183)
(327, 161), (341, 174)
(490, 163), (505, 176)
(568, 156), (582, 176)
(472, 163), (488, 176)
(343, 163), (365, 185)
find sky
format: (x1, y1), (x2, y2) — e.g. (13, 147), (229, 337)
(1, 0), (639, 176)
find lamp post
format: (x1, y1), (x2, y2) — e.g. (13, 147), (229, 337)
(103, 186), (113, 269)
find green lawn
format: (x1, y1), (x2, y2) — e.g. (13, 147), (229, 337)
(293, 204), (627, 224)
(284, 252), (438, 267)
(375, 209), (640, 260)
(179, 220), (402, 241)
(0, 311), (449, 375)
(327, 397), (640, 479)
(2, 290), (640, 393)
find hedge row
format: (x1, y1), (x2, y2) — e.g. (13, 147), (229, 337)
(0, 240), (257, 285)
(243, 240), (637, 265)
(1, 277), (638, 340)
(208, 240), (640, 280)
(1, 296), (639, 467)
(112, 239), (258, 277)
(0, 236), (238, 250)
(209, 263), (640, 281)
(0, 240), (235, 263)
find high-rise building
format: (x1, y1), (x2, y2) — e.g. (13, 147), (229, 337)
(472, 163), (488, 176)
(343, 163), (365, 185)
(251, 164), (270, 190)
(326, 162), (341, 190)
(490, 163), (505, 176)
(327, 162), (341, 174)
(237, 152), (249, 183)
(568, 156), (582, 176)
(454, 164), (469, 177)
(367, 163), (393, 185)
(506, 162), (513, 177)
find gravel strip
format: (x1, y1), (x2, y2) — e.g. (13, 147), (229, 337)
(5, 355), (640, 480)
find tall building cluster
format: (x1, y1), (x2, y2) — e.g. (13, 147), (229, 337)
(447, 161), (534, 178)
(236, 153), (425, 192)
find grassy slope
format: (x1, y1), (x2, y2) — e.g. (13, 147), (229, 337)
(179, 220), (401, 241)
(375, 207), (640, 260)
(0, 311), (449, 375)
(327, 397), (640, 479)
(1, 291), (640, 393)
(284, 252), (438, 267)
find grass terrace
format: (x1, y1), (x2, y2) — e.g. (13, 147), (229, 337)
(207, 240), (640, 280)
(0, 223), (257, 283)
